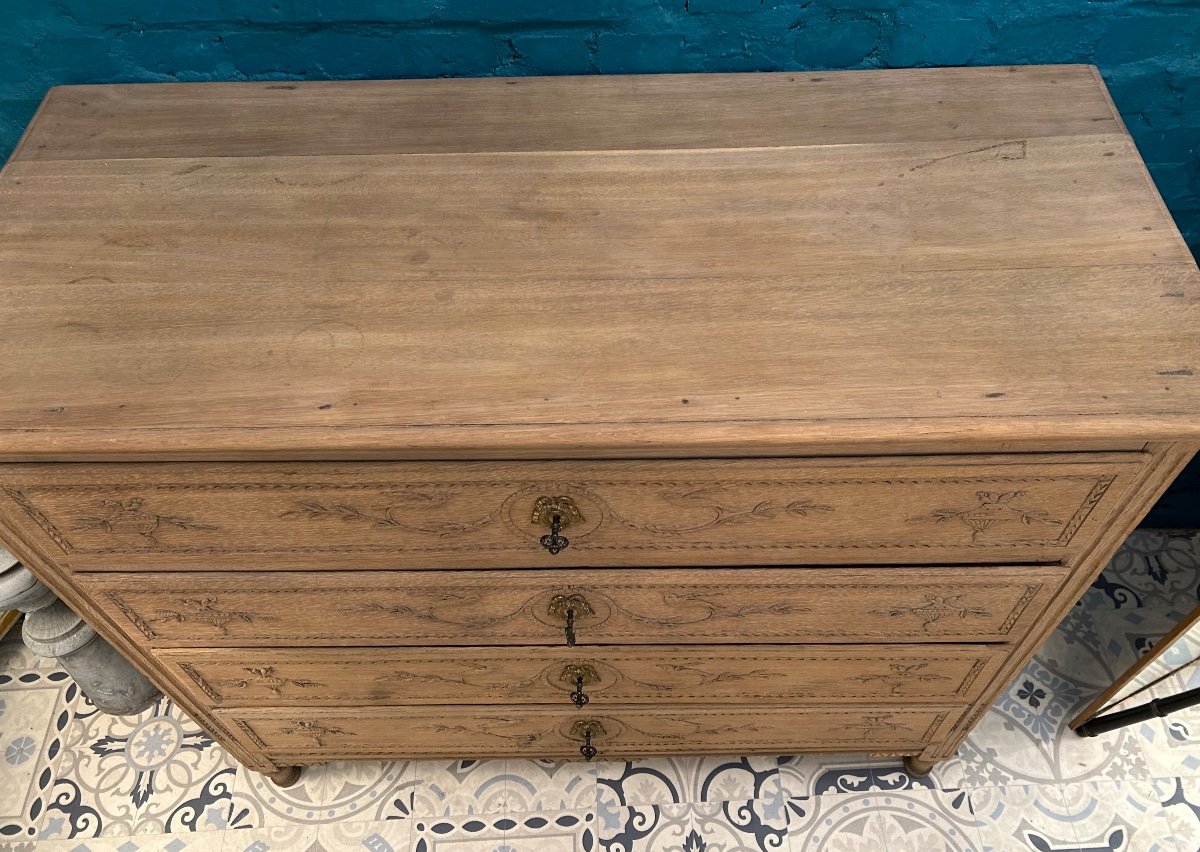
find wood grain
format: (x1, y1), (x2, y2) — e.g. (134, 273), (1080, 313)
(912, 441), (1199, 766)
(158, 644), (1006, 707)
(0, 69), (1197, 460)
(1, 68), (1195, 777)
(81, 564), (1069, 647)
(11, 67), (1120, 162)
(218, 702), (967, 761)
(0, 454), (1146, 569)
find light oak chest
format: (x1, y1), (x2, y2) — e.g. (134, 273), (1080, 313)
(1, 66), (1198, 783)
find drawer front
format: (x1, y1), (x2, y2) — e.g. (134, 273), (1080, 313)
(86, 564), (1069, 647)
(159, 644), (1007, 707)
(0, 454), (1145, 570)
(219, 703), (966, 760)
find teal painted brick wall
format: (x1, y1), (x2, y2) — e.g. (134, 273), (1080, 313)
(2, 1), (1198, 253)
(1, 0), (1198, 523)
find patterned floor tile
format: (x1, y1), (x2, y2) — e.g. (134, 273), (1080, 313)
(31, 835), (225, 852)
(317, 817), (412, 851)
(38, 697), (235, 840)
(868, 756), (954, 793)
(1083, 531), (1200, 613)
(0, 635), (37, 673)
(599, 800), (785, 852)
(501, 810), (596, 851)
(502, 759), (596, 812)
(970, 784), (1079, 851)
(596, 755), (781, 809)
(220, 824), (320, 851)
(952, 606), (1150, 788)
(28, 839), (134, 852)
(1156, 776), (1200, 852)
(1089, 606), (1193, 695)
(871, 787), (985, 851)
(777, 754), (877, 799)
(1058, 779), (1179, 852)
(1135, 704), (1200, 780)
(411, 812), (510, 851)
(229, 760), (412, 827)
(785, 792), (889, 851)
(0, 658), (73, 841)
(409, 759), (509, 817)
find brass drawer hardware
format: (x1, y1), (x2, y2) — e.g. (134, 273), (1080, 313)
(547, 593), (594, 647)
(570, 718), (605, 761)
(560, 662), (601, 708)
(531, 496), (585, 555)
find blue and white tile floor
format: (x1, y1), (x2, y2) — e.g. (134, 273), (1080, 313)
(3, 529), (1200, 852)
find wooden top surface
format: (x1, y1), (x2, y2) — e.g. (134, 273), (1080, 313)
(2, 65), (1198, 460)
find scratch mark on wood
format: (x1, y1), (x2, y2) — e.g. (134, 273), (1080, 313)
(1157, 369), (1194, 376)
(60, 321), (102, 335)
(274, 172), (366, 188)
(102, 235), (153, 249)
(174, 164), (209, 176)
(910, 140), (1027, 172)
(1162, 292), (1186, 298)
(66, 276), (114, 286)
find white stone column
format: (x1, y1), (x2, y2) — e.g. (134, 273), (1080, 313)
(0, 546), (160, 714)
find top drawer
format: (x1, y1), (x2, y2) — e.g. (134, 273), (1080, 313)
(0, 453), (1146, 570)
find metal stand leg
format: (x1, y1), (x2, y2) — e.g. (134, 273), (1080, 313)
(1075, 686), (1200, 738)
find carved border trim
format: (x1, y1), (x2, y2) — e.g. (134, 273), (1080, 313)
(956, 659), (990, 696)
(997, 585), (1042, 635)
(2, 487), (75, 553)
(232, 719), (268, 750)
(103, 591), (158, 640)
(9, 473), (1118, 557)
(922, 711), (952, 741)
(171, 653), (997, 702)
(177, 662), (221, 702)
(1055, 475), (1115, 544)
(102, 581), (1048, 643)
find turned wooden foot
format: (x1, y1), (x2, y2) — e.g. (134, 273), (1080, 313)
(904, 755), (936, 777)
(265, 765), (302, 787)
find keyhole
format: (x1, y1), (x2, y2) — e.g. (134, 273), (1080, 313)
(579, 730), (597, 761)
(570, 675), (590, 708)
(564, 607), (576, 647)
(540, 513), (570, 555)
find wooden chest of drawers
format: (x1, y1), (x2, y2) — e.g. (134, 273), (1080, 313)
(1, 65), (1198, 784)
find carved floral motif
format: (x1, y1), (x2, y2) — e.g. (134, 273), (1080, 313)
(852, 663), (952, 695)
(432, 720), (555, 748)
(606, 489), (833, 536)
(279, 484), (833, 543)
(149, 598), (267, 637)
(872, 594), (991, 630)
(280, 496), (499, 537)
(907, 490), (1063, 540)
(218, 666), (322, 696)
(843, 715), (912, 739)
(72, 497), (218, 544)
(652, 663), (783, 688)
(278, 720), (352, 748)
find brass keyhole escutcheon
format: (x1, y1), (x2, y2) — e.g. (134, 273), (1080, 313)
(548, 594), (594, 647)
(532, 496), (585, 555)
(570, 719), (605, 761)
(560, 663), (600, 708)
